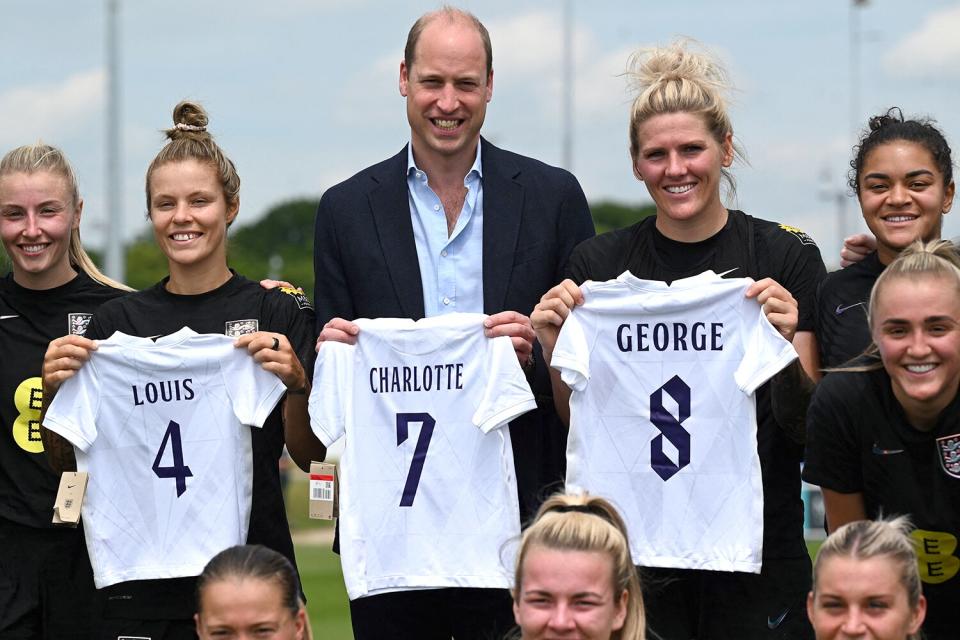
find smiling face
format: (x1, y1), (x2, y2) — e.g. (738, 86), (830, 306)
(514, 546), (628, 640)
(858, 141), (955, 265)
(873, 273), (960, 429)
(399, 16), (493, 172)
(0, 170), (80, 289)
(807, 555), (925, 640)
(195, 577), (305, 640)
(632, 112), (734, 241)
(148, 158), (238, 285)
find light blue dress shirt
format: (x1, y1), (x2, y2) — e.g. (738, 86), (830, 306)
(407, 141), (484, 317)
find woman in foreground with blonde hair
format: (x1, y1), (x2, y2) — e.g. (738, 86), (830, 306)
(511, 493), (645, 640)
(807, 517), (926, 640)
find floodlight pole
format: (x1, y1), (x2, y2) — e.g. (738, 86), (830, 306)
(561, 0), (574, 172)
(105, 0), (124, 281)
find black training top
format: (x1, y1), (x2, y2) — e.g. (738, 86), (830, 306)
(803, 363), (960, 639)
(0, 271), (126, 529)
(813, 251), (884, 369)
(566, 210), (827, 561)
(84, 272), (315, 619)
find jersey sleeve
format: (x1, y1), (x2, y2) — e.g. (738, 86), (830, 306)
(801, 373), (863, 493)
(221, 347), (287, 428)
(43, 355), (103, 452)
(758, 222), (827, 333)
(473, 335), (537, 433)
(263, 287), (318, 380)
(550, 306), (592, 392)
(308, 341), (352, 446)
(734, 294), (799, 395)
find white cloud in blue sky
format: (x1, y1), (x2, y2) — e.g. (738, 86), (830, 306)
(3, 0), (960, 269)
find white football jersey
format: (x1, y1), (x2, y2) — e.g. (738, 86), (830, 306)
(44, 327), (285, 587)
(310, 313), (537, 600)
(553, 271), (797, 572)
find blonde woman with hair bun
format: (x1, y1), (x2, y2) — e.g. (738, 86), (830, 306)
(532, 38), (825, 638)
(0, 142), (129, 637)
(804, 240), (960, 639)
(511, 493), (645, 640)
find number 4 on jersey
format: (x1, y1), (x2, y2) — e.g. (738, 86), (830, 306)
(396, 412), (436, 507)
(152, 420), (193, 497)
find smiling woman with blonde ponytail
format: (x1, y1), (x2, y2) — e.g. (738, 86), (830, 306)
(0, 142), (129, 637)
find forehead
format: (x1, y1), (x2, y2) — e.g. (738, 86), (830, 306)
(817, 555), (903, 595)
(522, 546), (615, 592)
(636, 112), (716, 147)
(862, 140), (941, 175)
(875, 273), (960, 317)
(150, 159), (220, 191)
(0, 170), (71, 201)
(411, 17), (487, 75)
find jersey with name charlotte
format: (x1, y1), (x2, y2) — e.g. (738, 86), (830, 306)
(310, 313), (537, 600)
(554, 271), (798, 572)
(44, 328), (286, 588)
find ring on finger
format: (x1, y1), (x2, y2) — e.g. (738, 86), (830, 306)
(271, 337), (280, 351)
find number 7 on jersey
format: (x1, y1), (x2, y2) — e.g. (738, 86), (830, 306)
(396, 412), (436, 507)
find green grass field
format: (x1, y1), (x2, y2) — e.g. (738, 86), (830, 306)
(287, 475), (825, 637)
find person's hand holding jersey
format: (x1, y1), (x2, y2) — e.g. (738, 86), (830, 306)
(42, 334), (98, 397)
(531, 279), (584, 364)
(745, 277), (799, 343)
(315, 317), (360, 352)
(234, 332), (308, 393)
(483, 310), (536, 367)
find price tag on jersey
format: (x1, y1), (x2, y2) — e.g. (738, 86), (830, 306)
(309, 462), (339, 520)
(52, 471), (88, 526)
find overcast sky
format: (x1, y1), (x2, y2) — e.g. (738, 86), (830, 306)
(4, 0), (960, 270)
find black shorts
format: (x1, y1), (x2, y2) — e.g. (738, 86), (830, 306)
(0, 518), (97, 639)
(641, 556), (814, 640)
(349, 587), (515, 640)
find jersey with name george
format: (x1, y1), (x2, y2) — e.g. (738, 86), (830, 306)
(43, 328), (286, 588)
(553, 270), (797, 573)
(310, 313), (537, 600)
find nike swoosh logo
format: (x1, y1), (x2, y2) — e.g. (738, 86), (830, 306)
(66, 484), (76, 489)
(0, 315), (19, 320)
(767, 608), (789, 629)
(872, 443), (905, 455)
(835, 303), (864, 315)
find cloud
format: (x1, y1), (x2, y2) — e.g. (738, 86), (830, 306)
(883, 5), (960, 76)
(0, 69), (105, 148)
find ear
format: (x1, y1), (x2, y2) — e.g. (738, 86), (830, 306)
(512, 593), (522, 627)
(485, 68), (494, 103)
(721, 131), (734, 168)
(225, 198), (240, 227)
(399, 60), (410, 97)
(908, 595), (927, 635)
(194, 613), (203, 637)
(805, 591), (815, 625)
(611, 589), (628, 631)
(294, 607), (307, 640)
(73, 198), (84, 230)
(942, 181), (955, 215)
(632, 157), (644, 182)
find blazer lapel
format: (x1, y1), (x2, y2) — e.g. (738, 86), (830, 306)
(481, 141), (523, 314)
(368, 146), (426, 319)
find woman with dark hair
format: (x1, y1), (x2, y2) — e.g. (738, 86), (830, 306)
(804, 239), (960, 638)
(195, 545), (306, 640)
(815, 108), (955, 369)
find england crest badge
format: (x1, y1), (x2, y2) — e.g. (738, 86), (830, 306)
(225, 319), (259, 337)
(936, 434), (960, 479)
(67, 313), (93, 336)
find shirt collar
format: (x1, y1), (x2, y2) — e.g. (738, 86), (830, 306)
(407, 139), (484, 181)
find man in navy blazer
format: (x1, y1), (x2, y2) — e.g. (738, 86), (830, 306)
(313, 7), (594, 638)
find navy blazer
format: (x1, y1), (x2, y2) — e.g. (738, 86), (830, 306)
(313, 138), (595, 519)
